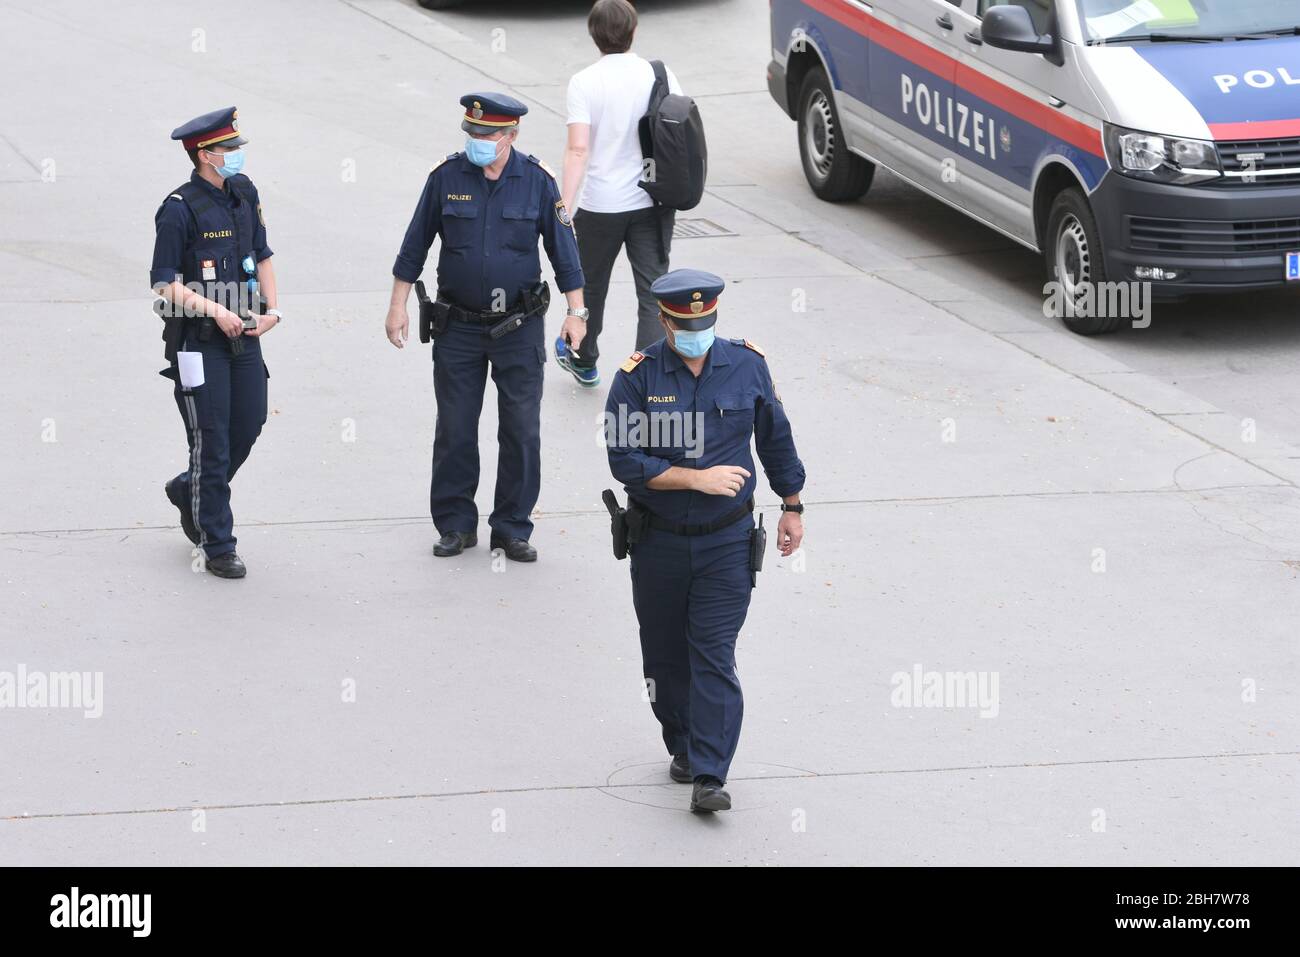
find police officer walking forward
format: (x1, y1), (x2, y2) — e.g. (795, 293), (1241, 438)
(604, 269), (805, 812)
(386, 93), (588, 563)
(151, 107), (280, 580)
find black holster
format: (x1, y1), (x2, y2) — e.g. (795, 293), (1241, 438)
(748, 513), (766, 588)
(416, 280), (450, 344)
(155, 298), (183, 364)
(602, 489), (645, 560)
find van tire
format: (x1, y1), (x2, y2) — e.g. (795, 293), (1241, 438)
(797, 66), (873, 202)
(1044, 187), (1123, 335)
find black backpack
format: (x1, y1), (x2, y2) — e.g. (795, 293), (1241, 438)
(637, 60), (707, 211)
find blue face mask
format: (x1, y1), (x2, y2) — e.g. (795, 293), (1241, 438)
(465, 136), (502, 167)
(671, 327), (715, 358)
(208, 148), (244, 179)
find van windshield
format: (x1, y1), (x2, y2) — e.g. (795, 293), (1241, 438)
(1076, 0), (1300, 43)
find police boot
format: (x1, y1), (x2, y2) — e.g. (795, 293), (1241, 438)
(205, 552), (247, 579)
(433, 531), (478, 557)
(669, 753), (692, 784)
(490, 535), (537, 563)
(690, 777), (731, 813)
(164, 479), (200, 545)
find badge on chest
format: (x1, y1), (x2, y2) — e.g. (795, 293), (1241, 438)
(201, 259), (217, 281)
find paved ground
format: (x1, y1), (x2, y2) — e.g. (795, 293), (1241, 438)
(1, 0), (1297, 865)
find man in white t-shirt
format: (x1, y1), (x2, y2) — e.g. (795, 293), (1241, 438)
(558, 0), (682, 388)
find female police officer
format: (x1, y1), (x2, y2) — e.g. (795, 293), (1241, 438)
(151, 107), (280, 580)
(604, 269), (806, 812)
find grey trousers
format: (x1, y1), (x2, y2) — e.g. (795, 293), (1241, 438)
(573, 205), (674, 368)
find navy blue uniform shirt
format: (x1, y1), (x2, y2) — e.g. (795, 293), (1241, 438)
(150, 171), (272, 287)
(392, 149), (584, 311)
(605, 337), (805, 526)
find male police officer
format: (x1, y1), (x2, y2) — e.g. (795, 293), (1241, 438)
(385, 93), (588, 563)
(151, 107), (280, 580)
(604, 269), (805, 812)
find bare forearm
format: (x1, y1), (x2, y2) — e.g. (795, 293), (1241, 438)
(390, 278), (412, 309)
(561, 146), (587, 211)
(646, 466), (698, 492)
(256, 257), (278, 311)
(563, 287), (585, 311)
(155, 280), (230, 320)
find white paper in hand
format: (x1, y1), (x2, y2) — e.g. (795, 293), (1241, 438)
(177, 352), (205, 389)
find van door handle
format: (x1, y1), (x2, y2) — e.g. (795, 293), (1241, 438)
(936, 13), (954, 29)
(965, 30), (983, 45)
(1048, 95), (1066, 108)
(846, 0), (873, 13)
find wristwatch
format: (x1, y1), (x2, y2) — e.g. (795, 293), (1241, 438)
(267, 308), (284, 323)
(566, 307), (590, 322)
(780, 502), (805, 514)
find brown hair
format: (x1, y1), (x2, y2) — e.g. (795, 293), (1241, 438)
(588, 0), (637, 55)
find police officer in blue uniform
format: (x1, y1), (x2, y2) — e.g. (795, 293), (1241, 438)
(385, 93), (588, 563)
(604, 269), (806, 812)
(151, 107), (281, 580)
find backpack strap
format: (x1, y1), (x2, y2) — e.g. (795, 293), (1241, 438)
(640, 60), (671, 162)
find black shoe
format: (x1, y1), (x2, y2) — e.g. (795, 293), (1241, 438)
(690, 777), (731, 813)
(489, 535), (537, 562)
(669, 753), (692, 784)
(165, 479), (199, 545)
(433, 531), (477, 557)
(205, 552), (247, 579)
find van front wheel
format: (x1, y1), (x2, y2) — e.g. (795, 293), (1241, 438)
(797, 66), (873, 202)
(1044, 187), (1124, 335)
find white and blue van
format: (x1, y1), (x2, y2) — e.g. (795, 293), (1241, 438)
(767, 0), (1300, 332)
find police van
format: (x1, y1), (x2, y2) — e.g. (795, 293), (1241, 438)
(767, 0), (1300, 333)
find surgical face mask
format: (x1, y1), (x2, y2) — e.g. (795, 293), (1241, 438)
(206, 148), (244, 179)
(465, 135), (503, 167)
(670, 326), (715, 359)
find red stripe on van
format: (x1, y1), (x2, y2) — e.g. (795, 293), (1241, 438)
(1209, 118), (1300, 140)
(802, 0), (1105, 157)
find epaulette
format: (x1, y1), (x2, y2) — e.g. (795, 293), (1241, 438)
(431, 152), (459, 173)
(620, 351), (648, 374)
(168, 193), (184, 201)
(528, 153), (558, 179)
(730, 337), (765, 357)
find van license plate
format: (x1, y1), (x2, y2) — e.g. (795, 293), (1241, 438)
(1288, 252), (1300, 281)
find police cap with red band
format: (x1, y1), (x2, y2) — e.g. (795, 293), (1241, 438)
(651, 269), (726, 331)
(460, 92), (528, 135)
(171, 106), (248, 151)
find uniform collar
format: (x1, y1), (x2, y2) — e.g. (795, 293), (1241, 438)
(189, 170), (234, 202)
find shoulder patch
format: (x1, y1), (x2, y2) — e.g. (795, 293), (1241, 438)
(431, 152), (459, 173)
(742, 339), (765, 357)
(620, 351), (647, 374)
(168, 193), (184, 201)
(528, 154), (557, 179)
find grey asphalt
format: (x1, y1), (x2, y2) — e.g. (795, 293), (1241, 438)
(0, 0), (1296, 866)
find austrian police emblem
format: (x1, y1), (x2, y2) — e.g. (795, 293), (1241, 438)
(555, 200), (572, 227)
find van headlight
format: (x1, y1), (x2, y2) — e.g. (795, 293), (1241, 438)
(1104, 124), (1221, 184)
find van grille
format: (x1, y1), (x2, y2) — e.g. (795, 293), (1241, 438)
(1208, 137), (1300, 188)
(1129, 216), (1300, 254)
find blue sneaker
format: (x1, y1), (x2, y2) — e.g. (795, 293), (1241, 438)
(554, 336), (600, 388)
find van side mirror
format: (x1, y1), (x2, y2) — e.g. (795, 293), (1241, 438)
(981, 5), (1057, 55)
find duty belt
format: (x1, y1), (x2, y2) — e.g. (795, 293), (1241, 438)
(632, 498), (754, 537)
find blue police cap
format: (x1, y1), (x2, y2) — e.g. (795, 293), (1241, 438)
(170, 106), (247, 151)
(460, 92), (528, 135)
(651, 269), (726, 331)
